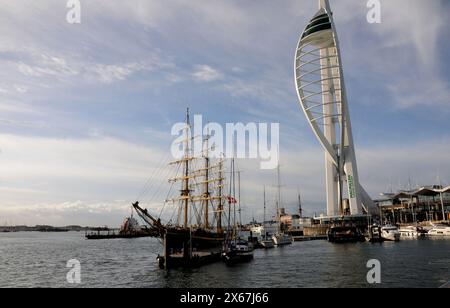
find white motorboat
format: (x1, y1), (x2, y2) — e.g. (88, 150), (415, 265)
(399, 226), (419, 238)
(427, 224), (450, 236)
(272, 233), (293, 246)
(259, 238), (275, 248)
(381, 225), (400, 241)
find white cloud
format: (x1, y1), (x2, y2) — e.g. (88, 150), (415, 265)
(13, 85), (28, 93)
(0, 100), (35, 114)
(17, 55), (78, 78)
(2, 132), (449, 226)
(89, 62), (144, 84)
(191, 65), (223, 82)
(336, 0), (450, 110)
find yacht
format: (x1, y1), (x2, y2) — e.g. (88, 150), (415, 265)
(272, 233), (293, 246)
(365, 224), (383, 243)
(223, 238), (254, 265)
(427, 224), (450, 236)
(399, 226), (419, 238)
(381, 225), (400, 241)
(258, 187), (275, 249)
(259, 237), (275, 248)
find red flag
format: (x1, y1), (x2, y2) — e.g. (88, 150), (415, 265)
(227, 196), (237, 204)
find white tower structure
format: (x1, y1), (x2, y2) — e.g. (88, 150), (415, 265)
(294, 0), (375, 216)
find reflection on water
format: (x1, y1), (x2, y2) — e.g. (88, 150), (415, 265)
(0, 232), (448, 288)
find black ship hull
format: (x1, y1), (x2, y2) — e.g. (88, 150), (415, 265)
(159, 228), (225, 269)
(222, 250), (254, 266)
(327, 226), (365, 243)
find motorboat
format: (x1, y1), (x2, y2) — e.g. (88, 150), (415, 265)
(427, 224), (450, 237)
(399, 226), (419, 238)
(272, 233), (293, 246)
(381, 225), (400, 241)
(222, 239), (254, 265)
(365, 224), (383, 243)
(259, 238), (275, 248)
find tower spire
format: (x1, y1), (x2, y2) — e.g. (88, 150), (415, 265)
(319, 0), (331, 10)
(295, 0), (376, 216)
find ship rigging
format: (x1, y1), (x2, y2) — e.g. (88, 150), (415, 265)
(131, 109), (232, 268)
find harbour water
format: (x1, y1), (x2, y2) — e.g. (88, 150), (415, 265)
(0, 232), (448, 288)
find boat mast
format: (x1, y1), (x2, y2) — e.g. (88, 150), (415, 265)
(438, 175), (446, 223)
(182, 108), (191, 228)
(203, 132), (210, 229)
(232, 158), (237, 238)
(238, 170), (242, 227)
(217, 158), (224, 234)
(276, 163), (281, 234)
(227, 159), (233, 240)
(263, 186), (266, 239)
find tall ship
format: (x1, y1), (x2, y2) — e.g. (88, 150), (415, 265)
(132, 109), (227, 269)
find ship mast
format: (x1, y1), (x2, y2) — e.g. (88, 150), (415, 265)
(182, 108), (191, 228)
(203, 131), (210, 229)
(276, 163), (281, 234)
(216, 157), (226, 234)
(232, 158), (237, 238)
(263, 186), (266, 238)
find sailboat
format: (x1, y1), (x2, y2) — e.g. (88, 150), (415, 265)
(271, 164), (293, 246)
(222, 159), (254, 265)
(132, 109), (227, 269)
(259, 186), (275, 248)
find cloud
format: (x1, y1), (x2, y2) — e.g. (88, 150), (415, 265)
(17, 55), (78, 78)
(0, 200), (131, 226)
(191, 65), (223, 82)
(335, 0), (450, 110)
(0, 100), (35, 114)
(2, 131), (449, 226)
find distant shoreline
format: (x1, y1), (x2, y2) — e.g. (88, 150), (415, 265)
(0, 225), (115, 232)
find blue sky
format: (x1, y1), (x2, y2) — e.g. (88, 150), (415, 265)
(1, 0), (450, 226)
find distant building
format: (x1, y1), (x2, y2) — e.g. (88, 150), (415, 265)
(375, 185), (450, 224)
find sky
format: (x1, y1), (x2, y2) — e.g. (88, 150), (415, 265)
(0, 0), (450, 226)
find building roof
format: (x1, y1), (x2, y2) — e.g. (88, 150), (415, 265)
(440, 185), (450, 193)
(392, 185), (449, 199)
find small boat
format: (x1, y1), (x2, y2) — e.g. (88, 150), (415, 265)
(272, 233), (293, 246)
(271, 165), (293, 247)
(427, 224), (450, 236)
(222, 238), (254, 265)
(365, 224), (383, 243)
(399, 226), (419, 238)
(381, 225), (400, 241)
(328, 226), (365, 243)
(257, 186), (275, 249)
(259, 238), (275, 248)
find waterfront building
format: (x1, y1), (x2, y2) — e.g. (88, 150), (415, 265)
(376, 185), (450, 224)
